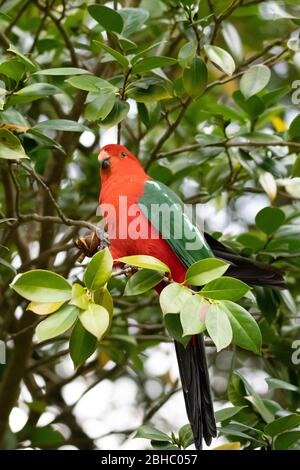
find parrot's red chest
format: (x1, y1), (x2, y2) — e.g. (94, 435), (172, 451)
(100, 174), (186, 283)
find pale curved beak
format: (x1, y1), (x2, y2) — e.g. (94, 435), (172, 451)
(98, 149), (111, 170)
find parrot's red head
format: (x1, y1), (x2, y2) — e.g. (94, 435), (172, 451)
(98, 144), (146, 183)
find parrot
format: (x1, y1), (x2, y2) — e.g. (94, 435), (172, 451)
(97, 143), (284, 450)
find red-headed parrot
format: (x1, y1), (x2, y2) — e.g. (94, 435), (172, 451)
(98, 144), (284, 449)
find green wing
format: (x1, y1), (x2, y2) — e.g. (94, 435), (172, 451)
(138, 179), (213, 268)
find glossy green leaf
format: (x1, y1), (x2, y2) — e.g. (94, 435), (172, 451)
(88, 4), (123, 33)
(120, 8), (149, 37)
(204, 45), (235, 76)
(33, 119), (89, 132)
(118, 255), (170, 272)
(7, 44), (36, 71)
(222, 22), (244, 63)
(264, 414), (300, 438)
(201, 277), (250, 301)
(127, 77), (172, 103)
(178, 40), (197, 69)
(222, 300), (262, 354)
(34, 68), (91, 76)
(84, 93), (116, 121)
(180, 295), (207, 336)
(240, 65), (271, 99)
(215, 406), (246, 423)
(10, 83), (61, 105)
(255, 207), (285, 235)
(179, 424), (194, 449)
(135, 425), (172, 442)
(205, 303), (233, 352)
(159, 283), (192, 315)
(183, 57), (207, 97)
(132, 56), (177, 74)
(66, 75), (116, 92)
(69, 320), (97, 368)
(274, 431), (300, 450)
(289, 114), (300, 141)
(11, 270), (72, 302)
(69, 283), (89, 310)
(79, 304), (110, 340)
(84, 248), (113, 291)
(266, 378), (299, 393)
(124, 269), (163, 296)
(94, 41), (129, 69)
(35, 305), (79, 342)
(0, 129), (28, 159)
(185, 258), (229, 285)
(99, 99), (130, 127)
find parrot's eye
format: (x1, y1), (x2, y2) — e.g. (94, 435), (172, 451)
(120, 151), (127, 158)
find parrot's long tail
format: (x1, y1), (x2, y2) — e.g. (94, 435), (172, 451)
(175, 334), (216, 450)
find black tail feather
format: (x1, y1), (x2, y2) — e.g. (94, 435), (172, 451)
(175, 335), (216, 450)
(205, 233), (285, 288)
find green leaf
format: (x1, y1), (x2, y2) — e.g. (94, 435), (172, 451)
(135, 425), (172, 442)
(159, 283), (192, 315)
(266, 378), (299, 393)
(178, 40), (197, 69)
(10, 83), (62, 105)
(0, 129), (28, 159)
(289, 114), (300, 141)
(29, 425), (65, 447)
(179, 424), (194, 449)
(180, 295), (207, 336)
(33, 119), (89, 132)
(183, 56), (207, 97)
(240, 65), (271, 99)
(201, 277), (250, 301)
(84, 248), (113, 291)
(94, 287), (113, 317)
(185, 258), (229, 285)
(164, 313), (190, 346)
(66, 75), (116, 92)
(221, 301), (262, 354)
(94, 41), (129, 69)
(69, 320), (97, 369)
(11, 270), (72, 302)
(236, 233), (265, 251)
(215, 406), (246, 423)
(124, 269), (163, 296)
(255, 207), (285, 235)
(79, 304), (110, 340)
(274, 431), (300, 450)
(264, 414), (300, 438)
(99, 99), (129, 127)
(127, 77), (172, 103)
(222, 22), (244, 63)
(84, 93), (116, 121)
(7, 44), (36, 72)
(204, 45), (235, 76)
(70, 283), (89, 310)
(88, 4), (123, 33)
(119, 8), (149, 37)
(205, 304), (233, 352)
(118, 255), (170, 272)
(35, 305), (79, 342)
(236, 372), (274, 423)
(34, 67), (91, 76)
(132, 56), (177, 74)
